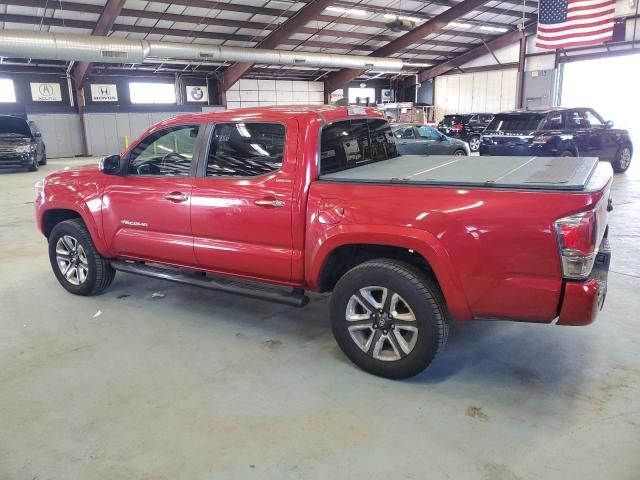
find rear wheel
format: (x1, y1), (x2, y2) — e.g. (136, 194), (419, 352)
(330, 259), (449, 379)
(560, 150), (575, 157)
(469, 135), (481, 152)
(612, 145), (632, 173)
(48, 219), (115, 296)
(453, 149), (467, 156)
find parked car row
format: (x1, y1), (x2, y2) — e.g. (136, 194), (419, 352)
(393, 107), (633, 173)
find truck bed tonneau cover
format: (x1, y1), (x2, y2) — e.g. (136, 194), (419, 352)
(320, 155), (599, 191)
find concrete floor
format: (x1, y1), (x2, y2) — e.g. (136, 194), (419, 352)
(1, 157), (639, 480)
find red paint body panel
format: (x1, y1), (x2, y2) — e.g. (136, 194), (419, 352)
(35, 105), (610, 326)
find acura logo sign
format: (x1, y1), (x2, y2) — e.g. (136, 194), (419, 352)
(30, 82), (62, 102)
(38, 84), (53, 97)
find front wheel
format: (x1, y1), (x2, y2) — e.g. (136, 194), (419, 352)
(612, 145), (632, 173)
(453, 149), (467, 156)
(469, 135), (481, 152)
(330, 259), (449, 379)
(48, 219), (115, 295)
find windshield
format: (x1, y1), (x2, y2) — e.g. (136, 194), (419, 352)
(486, 114), (545, 132)
(0, 116), (31, 138)
(320, 118), (398, 175)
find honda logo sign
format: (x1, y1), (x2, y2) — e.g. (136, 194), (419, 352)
(90, 84), (118, 102)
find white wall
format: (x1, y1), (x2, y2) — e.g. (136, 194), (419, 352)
(434, 69), (518, 118)
(226, 79), (324, 109)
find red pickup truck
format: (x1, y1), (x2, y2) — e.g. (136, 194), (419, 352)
(35, 105), (612, 378)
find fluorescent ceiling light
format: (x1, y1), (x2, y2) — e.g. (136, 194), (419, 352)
(448, 22), (471, 29)
(326, 6), (368, 16)
(383, 13), (422, 23)
(480, 25), (509, 32)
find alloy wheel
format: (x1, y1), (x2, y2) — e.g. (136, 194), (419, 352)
(620, 147), (632, 170)
(470, 137), (480, 151)
(55, 235), (89, 285)
(345, 286), (419, 361)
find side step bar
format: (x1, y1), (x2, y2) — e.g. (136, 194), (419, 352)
(111, 260), (309, 307)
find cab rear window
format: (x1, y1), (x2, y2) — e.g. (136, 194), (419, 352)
(320, 118), (398, 174)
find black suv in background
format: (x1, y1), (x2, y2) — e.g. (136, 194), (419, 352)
(0, 116), (47, 172)
(479, 108), (633, 173)
(437, 113), (494, 152)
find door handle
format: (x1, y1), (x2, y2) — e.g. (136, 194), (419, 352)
(254, 198), (285, 208)
(165, 192), (189, 202)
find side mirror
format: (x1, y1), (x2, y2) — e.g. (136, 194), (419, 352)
(33, 132), (42, 138)
(605, 120), (614, 128)
(440, 134), (447, 141)
(99, 155), (122, 175)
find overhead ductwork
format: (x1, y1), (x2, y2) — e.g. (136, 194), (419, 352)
(0, 30), (405, 72)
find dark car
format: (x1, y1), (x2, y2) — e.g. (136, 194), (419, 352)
(0, 116), (46, 172)
(479, 108), (633, 173)
(392, 124), (470, 156)
(437, 113), (494, 152)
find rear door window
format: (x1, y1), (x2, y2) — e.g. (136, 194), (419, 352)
(320, 118), (397, 174)
(205, 122), (285, 177)
(393, 126), (416, 139)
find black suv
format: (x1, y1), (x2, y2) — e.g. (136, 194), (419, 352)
(437, 113), (494, 152)
(479, 108), (633, 173)
(0, 116), (47, 171)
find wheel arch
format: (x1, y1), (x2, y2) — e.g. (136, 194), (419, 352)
(308, 227), (473, 321)
(40, 206), (109, 256)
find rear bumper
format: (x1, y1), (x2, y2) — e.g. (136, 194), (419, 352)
(557, 238), (610, 326)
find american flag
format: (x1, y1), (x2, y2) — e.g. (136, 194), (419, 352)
(536, 0), (616, 49)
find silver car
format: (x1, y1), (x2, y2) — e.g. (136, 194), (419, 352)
(392, 124), (470, 156)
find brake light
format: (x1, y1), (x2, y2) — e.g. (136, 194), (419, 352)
(554, 210), (598, 279)
(533, 134), (553, 144)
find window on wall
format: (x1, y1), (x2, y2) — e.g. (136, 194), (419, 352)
(0, 79), (17, 103)
(347, 87), (376, 105)
(129, 82), (176, 104)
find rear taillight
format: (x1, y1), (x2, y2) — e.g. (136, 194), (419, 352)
(452, 123), (463, 132)
(533, 134), (553, 144)
(554, 210), (598, 279)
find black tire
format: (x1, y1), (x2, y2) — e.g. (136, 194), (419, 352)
(612, 145), (632, 173)
(48, 218), (115, 296)
(560, 150), (575, 157)
(27, 156), (39, 172)
(39, 148), (47, 166)
(469, 135), (481, 152)
(330, 259), (449, 379)
(453, 149), (467, 156)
